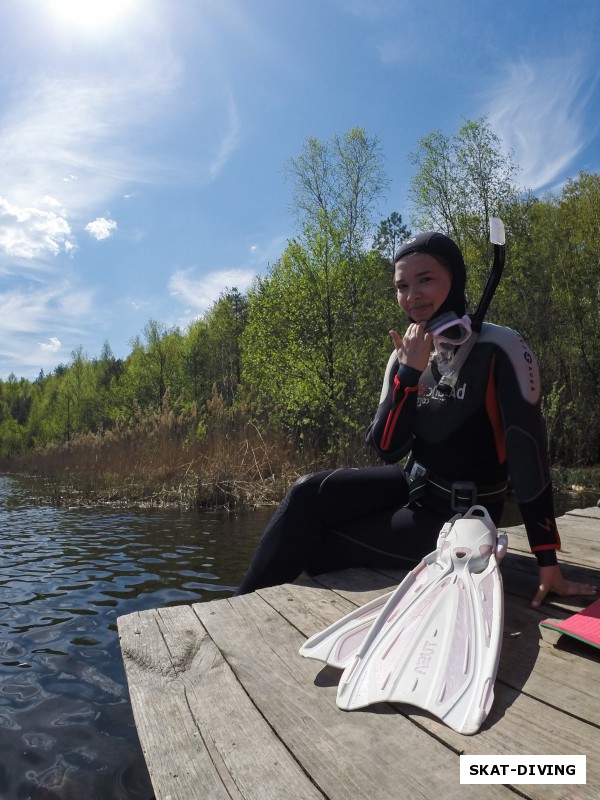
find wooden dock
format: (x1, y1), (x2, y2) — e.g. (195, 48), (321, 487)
(117, 507), (600, 799)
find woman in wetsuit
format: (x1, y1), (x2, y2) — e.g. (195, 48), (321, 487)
(236, 232), (596, 607)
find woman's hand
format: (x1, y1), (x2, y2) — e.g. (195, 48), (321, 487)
(390, 322), (432, 372)
(531, 564), (597, 608)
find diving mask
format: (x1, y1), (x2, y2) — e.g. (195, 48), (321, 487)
(426, 311), (472, 346)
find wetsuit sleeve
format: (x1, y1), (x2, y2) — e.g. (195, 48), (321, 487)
(365, 352), (421, 463)
(493, 341), (560, 566)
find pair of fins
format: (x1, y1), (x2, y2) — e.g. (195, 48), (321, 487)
(299, 505), (507, 735)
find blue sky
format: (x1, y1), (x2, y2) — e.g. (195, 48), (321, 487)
(1, 0), (599, 380)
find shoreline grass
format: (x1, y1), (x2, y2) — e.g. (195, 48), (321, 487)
(2, 405), (598, 510)
(0, 406), (374, 509)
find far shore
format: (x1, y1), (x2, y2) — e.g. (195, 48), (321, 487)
(3, 462), (599, 512)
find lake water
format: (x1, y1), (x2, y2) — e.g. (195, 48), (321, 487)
(0, 473), (596, 799)
(0, 475), (272, 800)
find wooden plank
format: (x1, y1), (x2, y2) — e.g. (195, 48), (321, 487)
(310, 553), (598, 619)
(436, 683), (600, 798)
(500, 599), (600, 726)
(257, 580), (376, 647)
(118, 609), (238, 800)
(309, 565), (401, 602)
(267, 578), (600, 729)
(118, 605), (326, 800)
(158, 604), (326, 800)
(552, 515), (600, 542)
(388, 679), (600, 799)
(499, 553), (600, 617)
(566, 506), (600, 520)
(194, 592), (513, 800)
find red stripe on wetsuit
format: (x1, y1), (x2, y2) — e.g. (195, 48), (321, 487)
(532, 517), (562, 553)
(380, 375), (418, 451)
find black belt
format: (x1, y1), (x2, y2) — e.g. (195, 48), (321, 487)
(408, 465), (507, 513)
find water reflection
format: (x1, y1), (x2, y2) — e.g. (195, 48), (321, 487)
(0, 475), (272, 800)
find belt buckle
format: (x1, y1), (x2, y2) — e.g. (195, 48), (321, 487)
(409, 461), (428, 482)
(451, 481), (477, 512)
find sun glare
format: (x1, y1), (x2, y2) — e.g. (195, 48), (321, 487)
(49, 0), (133, 28)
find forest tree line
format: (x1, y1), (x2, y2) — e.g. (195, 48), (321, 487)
(1, 119), (600, 475)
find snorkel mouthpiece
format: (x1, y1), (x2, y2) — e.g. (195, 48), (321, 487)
(427, 312), (473, 395)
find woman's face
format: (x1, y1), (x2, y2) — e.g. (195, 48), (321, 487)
(394, 254), (452, 323)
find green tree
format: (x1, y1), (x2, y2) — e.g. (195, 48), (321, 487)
(408, 117), (520, 291)
(182, 319), (211, 407)
(372, 212), (411, 266)
(54, 347), (101, 439)
(25, 376), (61, 448)
(286, 127), (388, 260)
(0, 417), (26, 458)
(243, 129), (395, 453)
(1, 373), (32, 426)
(144, 321), (173, 408)
(541, 173), (600, 463)
(203, 288), (248, 406)
(120, 321), (184, 411)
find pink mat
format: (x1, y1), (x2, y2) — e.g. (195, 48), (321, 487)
(541, 598), (600, 648)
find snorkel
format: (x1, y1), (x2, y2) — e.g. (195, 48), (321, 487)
(471, 217), (506, 333)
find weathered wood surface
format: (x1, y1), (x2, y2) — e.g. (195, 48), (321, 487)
(118, 508), (600, 800)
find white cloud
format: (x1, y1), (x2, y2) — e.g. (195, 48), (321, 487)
(167, 235), (285, 319)
(129, 298), (150, 312)
(0, 282), (94, 377)
(0, 55), (241, 264)
(0, 283), (93, 335)
(39, 336), (61, 352)
(487, 56), (597, 191)
(85, 217), (117, 240)
(0, 195), (74, 259)
(169, 267), (256, 314)
(0, 44), (183, 263)
(375, 38), (405, 65)
(208, 91), (241, 180)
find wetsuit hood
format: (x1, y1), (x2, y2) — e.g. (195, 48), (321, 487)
(394, 231), (467, 320)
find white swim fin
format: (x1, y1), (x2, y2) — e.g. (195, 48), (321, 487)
(299, 589), (393, 669)
(299, 558), (445, 671)
(301, 506), (506, 735)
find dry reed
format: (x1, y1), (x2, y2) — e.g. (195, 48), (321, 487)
(6, 404), (331, 508)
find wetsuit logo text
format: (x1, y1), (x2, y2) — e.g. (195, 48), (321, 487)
(417, 381), (467, 406)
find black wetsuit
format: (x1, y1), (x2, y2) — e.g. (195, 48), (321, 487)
(235, 323), (560, 595)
